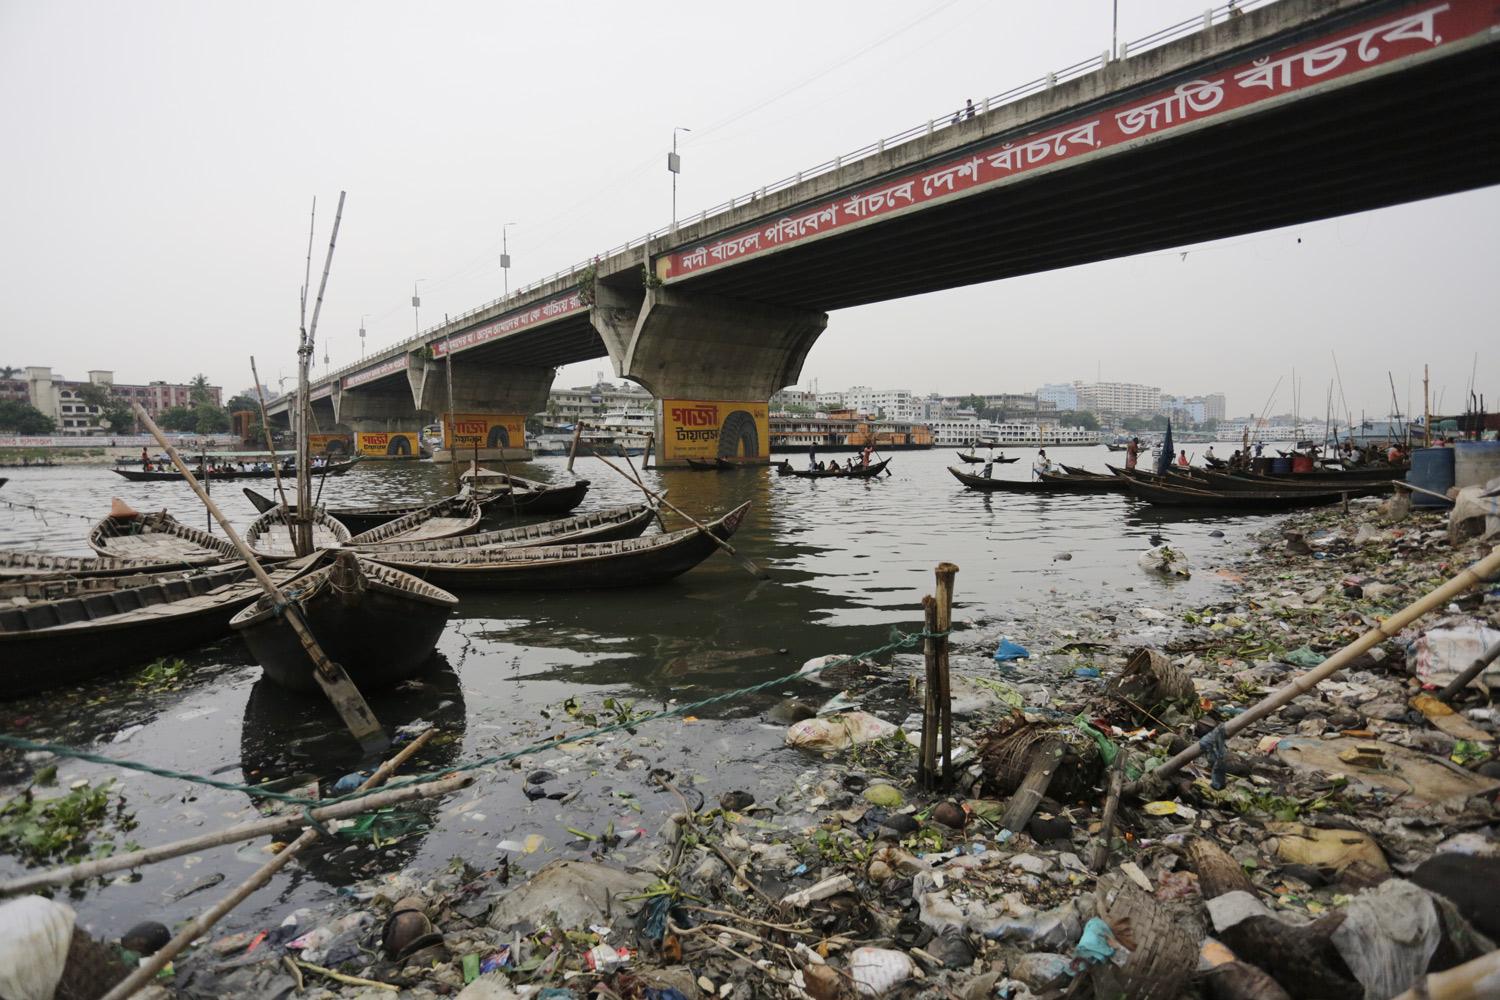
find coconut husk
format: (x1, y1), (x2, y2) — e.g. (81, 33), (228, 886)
(1108, 648), (1198, 718)
(974, 713), (1102, 801)
(1182, 836), (1256, 899)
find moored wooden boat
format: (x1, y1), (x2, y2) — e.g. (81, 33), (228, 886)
(459, 469), (592, 518)
(950, 466), (1107, 493)
(956, 451), (983, 464)
(111, 457), (360, 482)
(1121, 476), (1356, 509)
(355, 503), (655, 555)
(89, 506), (242, 563)
(1192, 468), (1395, 495)
(0, 547), (224, 581)
(245, 488), (430, 535)
(779, 458), (890, 480)
(378, 501), (751, 590)
(0, 559), (311, 698)
(1037, 470), (1128, 493)
(245, 505), (351, 557)
(686, 457), (735, 471)
(345, 496), (482, 547)
(231, 551), (457, 693)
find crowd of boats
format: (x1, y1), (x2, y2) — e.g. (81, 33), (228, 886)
(0, 466), (748, 700)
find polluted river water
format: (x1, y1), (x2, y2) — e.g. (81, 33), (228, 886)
(0, 445), (1272, 941)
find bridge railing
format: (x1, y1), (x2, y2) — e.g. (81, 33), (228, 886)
(288, 0), (1279, 405)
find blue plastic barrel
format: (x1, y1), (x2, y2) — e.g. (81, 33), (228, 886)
(1409, 447), (1455, 506)
(1270, 457), (1293, 475)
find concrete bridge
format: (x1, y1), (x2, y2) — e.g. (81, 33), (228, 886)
(268, 0), (1500, 465)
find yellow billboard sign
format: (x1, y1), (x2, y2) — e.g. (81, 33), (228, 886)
(355, 431), (420, 458)
(662, 399), (769, 461)
(306, 433), (352, 457)
(441, 413), (526, 451)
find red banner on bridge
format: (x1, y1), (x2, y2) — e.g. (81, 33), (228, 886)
(431, 292), (586, 358)
(662, 1), (1494, 279)
(342, 354), (409, 390)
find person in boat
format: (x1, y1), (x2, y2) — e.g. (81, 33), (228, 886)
(1125, 437), (1140, 471)
(808, 447), (817, 470)
(845, 457), (857, 471)
(1177, 449), (1189, 468)
(1253, 442), (1264, 457)
(1033, 449), (1055, 478)
(981, 460), (994, 479)
(140, 447), (150, 470)
(1205, 445), (1217, 464)
(860, 444), (873, 469)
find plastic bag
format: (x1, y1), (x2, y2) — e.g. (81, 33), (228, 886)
(785, 711), (896, 751)
(848, 947), (916, 996)
(1408, 619), (1500, 690)
(0, 896), (75, 1000)
(994, 638), (1030, 662)
(1138, 545), (1190, 578)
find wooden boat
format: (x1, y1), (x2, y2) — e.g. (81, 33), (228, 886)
(956, 451), (1018, 464)
(3, 565), (232, 603)
(245, 506), (351, 557)
(345, 495), (482, 547)
(356, 503), (656, 555)
(779, 458), (890, 480)
(111, 457), (360, 482)
(0, 547), (224, 581)
(1121, 476), (1357, 510)
(1191, 469), (1395, 496)
(956, 451), (983, 464)
(1036, 470), (1128, 493)
(686, 457), (735, 471)
(1105, 443), (1128, 452)
(231, 551), (457, 694)
(950, 467), (1116, 493)
(89, 507), (242, 563)
(459, 469), (592, 517)
(0, 559), (311, 698)
(0, 477), (7, 489)
(246, 488), (432, 535)
(378, 501), (751, 591)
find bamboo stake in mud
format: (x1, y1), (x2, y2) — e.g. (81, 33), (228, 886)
(919, 595), (939, 790)
(590, 450), (769, 580)
(933, 563), (958, 783)
(566, 421), (584, 472)
(0, 773), (470, 895)
(643, 431), (654, 470)
(1090, 754), (1126, 872)
(1130, 544), (1500, 795)
(249, 356), (290, 510)
(132, 404), (384, 751)
(99, 729), (435, 1000)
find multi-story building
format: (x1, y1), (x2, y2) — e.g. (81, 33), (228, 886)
(1201, 393), (1227, 422)
(1160, 392), (1228, 425)
(1036, 382), (1081, 410)
(542, 380), (652, 422)
(938, 393), (1055, 416)
(20, 367), (222, 434)
(1076, 381), (1161, 416)
(769, 389), (817, 413)
(842, 386), (922, 422)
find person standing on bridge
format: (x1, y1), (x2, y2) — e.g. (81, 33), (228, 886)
(964, 98), (975, 120)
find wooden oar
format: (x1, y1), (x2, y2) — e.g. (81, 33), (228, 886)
(620, 449), (669, 533)
(99, 729), (435, 1000)
(249, 356), (290, 510)
(133, 404), (385, 751)
(590, 451), (768, 580)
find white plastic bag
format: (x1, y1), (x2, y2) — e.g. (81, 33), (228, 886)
(1408, 617), (1500, 690)
(848, 947), (916, 996)
(785, 711), (896, 751)
(0, 896), (75, 1000)
(1138, 545), (1191, 578)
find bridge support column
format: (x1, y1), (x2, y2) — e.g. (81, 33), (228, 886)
(592, 285), (827, 466)
(408, 355), (553, 463)
(332, 382), (426, 460)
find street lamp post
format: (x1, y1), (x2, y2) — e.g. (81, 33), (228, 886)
(359, 314), (368, 359)
(412, 279), (426, 336)
(669, 126), (691, 234)
(500, 222), (516, 298)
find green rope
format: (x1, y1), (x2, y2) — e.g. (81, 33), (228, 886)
(0, 628), (947, 811)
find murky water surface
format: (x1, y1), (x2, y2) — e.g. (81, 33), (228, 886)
(0, 447), (1271, 937)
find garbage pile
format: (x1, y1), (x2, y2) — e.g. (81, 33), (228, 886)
(14, 499), (1499, 999)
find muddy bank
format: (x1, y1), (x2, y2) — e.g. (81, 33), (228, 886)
(6, 493), (1494, 999)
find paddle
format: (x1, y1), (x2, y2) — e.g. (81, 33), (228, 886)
(133, 403), (386, 752)
(590, 451), (768, 580)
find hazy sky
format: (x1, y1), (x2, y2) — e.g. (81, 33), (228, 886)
(2, 0), (1494, 421)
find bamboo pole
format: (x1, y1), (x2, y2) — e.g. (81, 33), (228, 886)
(444, 333), (459, 493)
(919, 595), (939, 789)
(589, 450), (768, 579)
(1130, 544), (1500, 794)
(1424, 364), (1432, 448)
(621, 449), (668, 533)
(99, 730), (435, 1000)
(0, 773), (470, 895)
(1090, 754), (1126, 872)
(132, 404), (384, 750)
(933, 563), (958, 783)
(296, 191), (345, 556)
(249, 356), (289, 510)
(566, 422), (584, 472)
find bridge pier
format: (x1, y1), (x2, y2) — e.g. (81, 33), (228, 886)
(409, 355), (552, 463)
(332, 380), (427, 460)
(592, 285), (827, 466)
